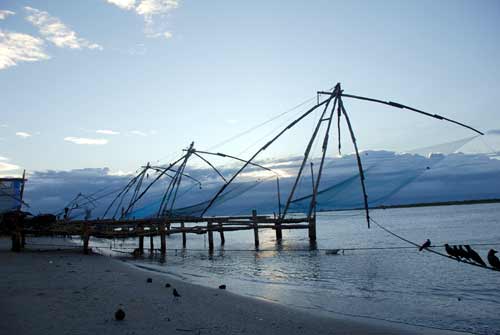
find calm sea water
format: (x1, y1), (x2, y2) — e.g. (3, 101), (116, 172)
(104, 203), (500, 334)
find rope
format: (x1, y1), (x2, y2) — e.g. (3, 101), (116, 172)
(23, 241), (500, 253)
(369, 217), (500, 272)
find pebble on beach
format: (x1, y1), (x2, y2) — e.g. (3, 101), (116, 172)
(147, 278), (152, 283)
(219, 284), (226, 290)
(165, 283), (171, 288)
(115, 308), (125, 321)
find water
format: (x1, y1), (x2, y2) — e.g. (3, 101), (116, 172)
(107, 203), (500, 334)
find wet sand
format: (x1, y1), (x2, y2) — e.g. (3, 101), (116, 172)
(0, 239), (468, 335)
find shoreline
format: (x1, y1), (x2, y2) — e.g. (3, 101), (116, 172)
(0, 239), (469, 335)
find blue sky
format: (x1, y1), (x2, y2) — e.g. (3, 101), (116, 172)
(1, 0), (500, 177)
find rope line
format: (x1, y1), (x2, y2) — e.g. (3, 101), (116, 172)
(369, 218), (500, 272)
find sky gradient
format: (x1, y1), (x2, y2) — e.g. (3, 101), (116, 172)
(1, 0), (500, 177)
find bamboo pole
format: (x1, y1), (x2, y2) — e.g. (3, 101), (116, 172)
(339, 96), (370, 228)
(282, 85), (339, 219)
(201, 97), (332, 217)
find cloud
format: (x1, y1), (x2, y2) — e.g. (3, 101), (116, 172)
(0, 10), (15, 20)
(163, 31), (173, 39)
(0, 124), (8, 127)
(15, 131), (32, 138)
(0, 161), (20, 172)
(96, 129), (120, 135)
(19, 151), (500, 217)
(106, 0), (136, 10)
(0, 156), (8, 161)
(64, 137), (108, 145)
(24, 7), (102, 50)
(0, 30), (50, 70)
(105, 0), (179, 38)
(135, 0), (179, 18)
(130, 130), (148, 136)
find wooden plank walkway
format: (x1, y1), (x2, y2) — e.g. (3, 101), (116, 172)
(4, 210), (316, 254)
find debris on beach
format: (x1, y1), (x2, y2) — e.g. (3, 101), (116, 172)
(115, 308), (125, 321)
(218, 284), (226, 290)
(147, 278), (152, 283)
(165, 283), (171, 288)
(173, 288), (181, 297)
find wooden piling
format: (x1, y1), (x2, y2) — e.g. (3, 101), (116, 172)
(149, 234), (154, 253)
(275, 221), (282, 241)
(181, 222), (187, 248)
(252, 210), (259, 248)
(166, 222), (171, 236)
(138, 223), (144, 254)
(308, 217), (317, 241)
(82, 222), (90, 255)
(218, 222), (225, 245)
(160, 223), (166, 255)
(207, 222), (214, 251)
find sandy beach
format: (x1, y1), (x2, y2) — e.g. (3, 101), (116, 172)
(0, 239), (468, 335)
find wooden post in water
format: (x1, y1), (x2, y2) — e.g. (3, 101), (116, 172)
(207, 221), (214, 251)
(275, 221), (282, 241)
(82, 222), (90, 255)
(138, 223), (144, 254)
(218, 222), (225, 245)
(181, 222), (187, 248)
(252, 209), (259, 248)
(11, 218), (23, 252)
(149, 233), (154, 253)
(160, 223), (166, 255)
(166, 222), (171, 236)
(308, 216), (317, 242)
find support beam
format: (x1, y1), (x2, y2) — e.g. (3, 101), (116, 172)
(160, 223), (166, 255)
(82, 223), (90, 255)
(149, 234), (154, 253)
(181, 222), (187, 248)
(207, 222), (214, 251)
(218, 222), (225, 245)
(308, 217), (317, 242)
(138, 224), (144, 254)
(252, 209), (259, 248)
(275, 221), (282, 241)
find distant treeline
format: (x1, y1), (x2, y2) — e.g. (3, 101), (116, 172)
(326, 198), (500, 213)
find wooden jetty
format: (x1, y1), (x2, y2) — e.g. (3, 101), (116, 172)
(4, 211), (314, 254)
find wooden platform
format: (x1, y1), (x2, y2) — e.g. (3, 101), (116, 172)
(4, 210), (316, 254)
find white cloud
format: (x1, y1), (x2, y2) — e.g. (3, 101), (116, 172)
(24, 7), (102, 50)
(106, 0), (136, 10)
(96, 129), (120, 135)
(0, 156), (8, 161)
(107, 169), (133, 176)
(131, 130), (147, 136)
(103, 0), (179, 38)
(64, 137), (108, 145)
(0, 161), (19, 172)
(136, 0), (179, 18)
(0, 10), (15, 20)
(15, 131), (32, 138)
(162, 31), (173, 39)
(0, 30), (50, 70)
